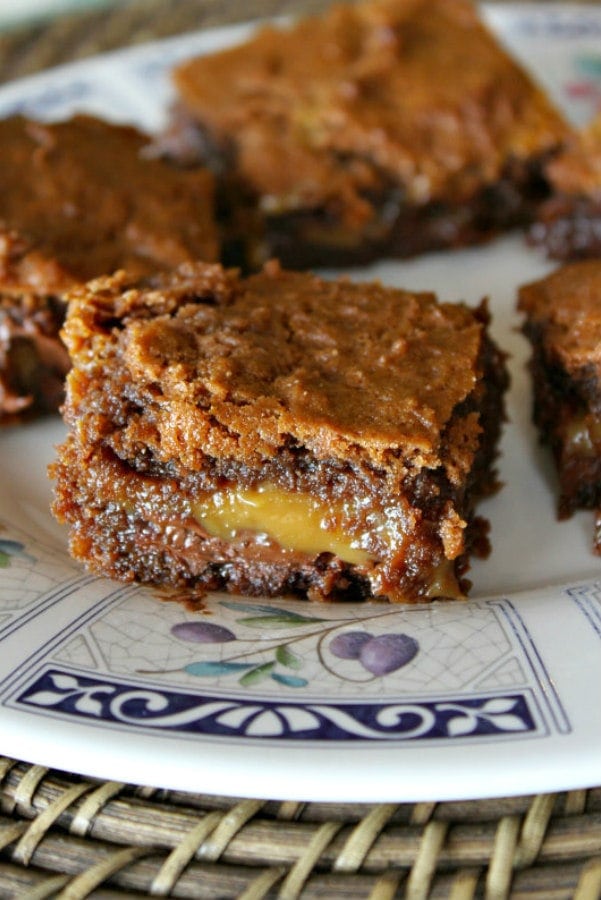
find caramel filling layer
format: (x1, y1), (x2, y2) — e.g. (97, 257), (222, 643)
(192, 484), (373, 565)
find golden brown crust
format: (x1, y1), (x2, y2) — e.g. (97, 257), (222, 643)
(0, 114), (219, 280)
(62, 260), (488, 477)
(544, 114), (601, 199)
(0, 229), (76, 294)
(518, 259), (601, 375)
(173, 0), (569, 230)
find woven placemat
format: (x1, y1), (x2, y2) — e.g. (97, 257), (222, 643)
(0, 0), (332, 85)
(1, 1), (601, 897)
(0, 757), (600, 897)
(1, 0), (599, 85)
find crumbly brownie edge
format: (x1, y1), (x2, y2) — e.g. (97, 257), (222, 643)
(0, 291), (69, 421)
(160, 115), (553, 270)
(529, 196), (601, 261)
(521, 316), (601, 518)
(255, 158), (552, 270)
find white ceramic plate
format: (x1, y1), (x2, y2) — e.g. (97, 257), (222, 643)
(1, 4), (601, 803)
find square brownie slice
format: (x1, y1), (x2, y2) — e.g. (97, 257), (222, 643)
(168, 0), (569, 269)
(51, 260), (508, 603)
(518, 260), (601, 544)
(529, 114), (601, 260)
(0, 114), (219, 421)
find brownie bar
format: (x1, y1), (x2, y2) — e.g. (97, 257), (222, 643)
(168, 0), (569, 269)
(0, 114), (218, 421)
(518, 260), (601, 545)
(530, 115), (601, 260)
(51, 261), (508, 603)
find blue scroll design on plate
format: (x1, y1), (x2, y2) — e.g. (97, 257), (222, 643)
(18, 669), (538, 742)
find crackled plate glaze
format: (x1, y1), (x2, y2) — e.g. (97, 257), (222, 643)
(1, 4), (601, 802)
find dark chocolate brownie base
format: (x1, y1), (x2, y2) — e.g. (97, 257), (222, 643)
(529, 115), (601, 261)
(520, 320), (601, 519)
(255, 158), (550, 271)
(163, 114), (554, 272)
(0, 292), (69, 421)
(529, 196), (601, 262)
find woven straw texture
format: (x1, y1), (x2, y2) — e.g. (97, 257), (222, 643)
(0, 758), (600, 898)
(0, 1), (600, 897)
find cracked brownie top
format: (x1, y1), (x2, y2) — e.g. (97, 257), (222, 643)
(62, 259), (495, 480)
(173, 0), (570, 226)
(519, 259), (601, 375)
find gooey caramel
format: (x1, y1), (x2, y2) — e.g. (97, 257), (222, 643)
(190, 484), (466, 600)
(192, 484), (373, 565)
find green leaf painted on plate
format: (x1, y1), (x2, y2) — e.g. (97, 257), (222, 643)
(220, 601), (294, 615)
(0, 552), (9, 568)
(239, 661), (275, 686)
(275, 645), (303, 669)
(238, 615), (324, 629)
(184, 661), (253, 677)
(221, 600), (327, 628)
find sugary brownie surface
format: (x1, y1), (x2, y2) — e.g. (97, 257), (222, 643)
(63, 260), (488, 477)
(0, 229), (75, 294)
(173, 0), (569, 226)
(544, 115), (601, 199)
(0, 114), (219, 280)
(518, 260), (601, 375)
